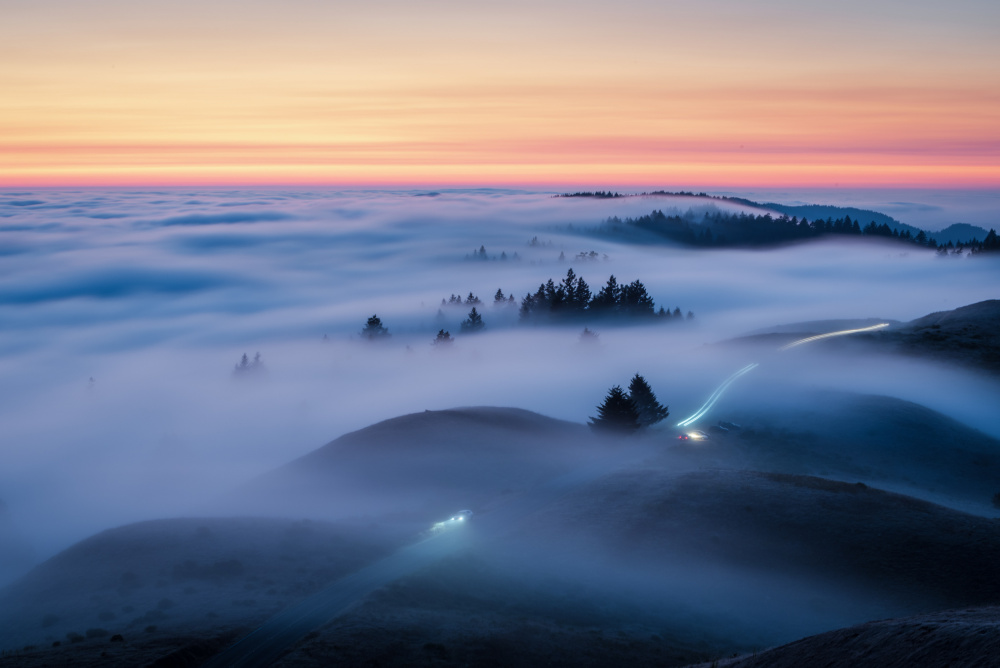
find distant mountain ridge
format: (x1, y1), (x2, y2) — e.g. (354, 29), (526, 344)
(563, 191), (992, 244)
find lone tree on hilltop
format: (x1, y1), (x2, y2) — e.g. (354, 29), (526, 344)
(589, 385), (640, 434)
(361, 315), (390, 340)
(460, 307), (485, 333)
(628, 373), (669, 427)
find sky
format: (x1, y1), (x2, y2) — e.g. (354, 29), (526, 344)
(1, 0), (998, 187)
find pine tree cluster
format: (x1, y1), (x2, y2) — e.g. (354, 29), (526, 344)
(589, 374), (669, 434)
(519, 269), (688, 323)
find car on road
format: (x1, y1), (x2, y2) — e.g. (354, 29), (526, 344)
(430, 509), (474, 533)
(678, 430), (708, 441)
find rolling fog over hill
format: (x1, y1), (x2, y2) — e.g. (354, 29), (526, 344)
(1, 188), (999, 665)
(2, 188), (999, 556)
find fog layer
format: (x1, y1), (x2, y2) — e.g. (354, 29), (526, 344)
(1, 187), (998, 563)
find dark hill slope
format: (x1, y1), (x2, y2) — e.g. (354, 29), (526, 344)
(0, 517), (394, 654)
(703, 391), (1000, 513)
(226, 407), (598, 523)
(870, 299), (1000, 373)
(732, 300), (1000, 374)
(696, 606), (1000, 668)
(512, 469), (1000, 614)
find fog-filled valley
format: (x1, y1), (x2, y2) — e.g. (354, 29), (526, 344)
(1, 188), (999, 666)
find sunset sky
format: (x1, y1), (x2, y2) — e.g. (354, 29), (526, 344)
(2, 0), (998, 187)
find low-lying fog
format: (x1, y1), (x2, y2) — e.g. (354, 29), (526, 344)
(1, 188), (998, 560)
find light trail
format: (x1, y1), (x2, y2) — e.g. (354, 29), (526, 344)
(677, 322), (892, 429)
(677, 362), (759, 427)
(779, 323), (890, 351)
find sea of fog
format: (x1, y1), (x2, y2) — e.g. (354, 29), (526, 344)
(1, 187), (999, 556)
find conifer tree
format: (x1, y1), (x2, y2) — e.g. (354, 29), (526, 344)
(361, 314), (390, 340)
(432, 329), (453, 347)
(588, 385), (640, 433)
(627, 374), (669, 427)
(460, 307), (485, 333)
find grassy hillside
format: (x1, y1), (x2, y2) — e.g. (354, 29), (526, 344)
(0, 517), (394, 655)
(696, 606), (1000, 668)
(224, 407), (601, 525)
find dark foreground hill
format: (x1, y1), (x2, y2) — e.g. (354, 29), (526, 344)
(6, 468), (1000, 666)
(692, 606), (1000, 668)
(5, 402), (1000, 666)
(510, 469), (1000, 615)
(0, 517), (395, 656)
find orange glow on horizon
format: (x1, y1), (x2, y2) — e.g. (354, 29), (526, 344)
(2, 1), (997, 189)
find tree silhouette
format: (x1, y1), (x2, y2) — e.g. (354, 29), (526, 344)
(589, 385), (640, 434)
(234, 352), (264, 375)
(460, 307), (484, 333)
(361, 315), (390, 340)
(627, 374), (668, 427)
(432, 329), (453, 347)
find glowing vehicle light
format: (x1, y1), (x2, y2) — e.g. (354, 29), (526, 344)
(779, 323), (890, 351)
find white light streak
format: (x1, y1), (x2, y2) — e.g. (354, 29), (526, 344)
(779, 323), (890, 351)
(677, 363), (759, 427)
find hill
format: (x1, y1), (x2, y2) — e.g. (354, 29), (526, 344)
(864, 299), (1000, 373)
(931, 222), (991, 245)
(5, 398), (1000, 665)
(728, 300), (1000, 375)
(511, 469), (1000, 615)
(223, 407), (600, 525)
(692, 391), (1000, 513)
(694, 606), (1000, 668)
(0, 517), (395, 655)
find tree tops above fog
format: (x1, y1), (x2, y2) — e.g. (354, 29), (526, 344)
(361, 315), (390, 340)
(518, 268), (689, 323)
(601, 209), (1000, 253)
(436, 269), (691, 325)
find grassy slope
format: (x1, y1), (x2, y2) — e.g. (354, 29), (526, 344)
(694, 606), (1000, 668)
(0, 517), (394, 655)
